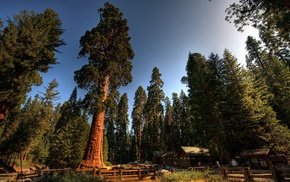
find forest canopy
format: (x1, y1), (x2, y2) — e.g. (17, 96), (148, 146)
(0, 1), (290, 169)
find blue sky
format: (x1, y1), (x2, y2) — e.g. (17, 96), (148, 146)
(1, 1), (258, 117)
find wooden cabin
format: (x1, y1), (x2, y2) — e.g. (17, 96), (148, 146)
(152, 151), (175, 166)
(153, 146), (210, 168)
(240, 149), (272, 169)
(240, 148), (288, 170)
(175, 146), (210, 168)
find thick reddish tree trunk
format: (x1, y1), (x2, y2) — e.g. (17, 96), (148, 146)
(78, 111), (105, 168)
(78, 76), (109, 169)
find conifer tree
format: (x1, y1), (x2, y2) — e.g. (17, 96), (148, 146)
(128, 135), (138, 163)
(219, 49), (266, 157)
(0, 9), (65, 125)
(171, 93), (182, 149)
(49, 87), (90, 168)
(74, 2), (134, 168)
(163, 97), (173, 151)
(179, 90), (193, 146)
(246, 36), (290, 128)
(105, 90), (119, 164)
(226, 0), (290, 64)
(0, 95), (42, 162)
(31, 78), (61, 163)
(0, 79), (61, 164)
(115, 93), (129, 164)
(103, 136), (109, 165)
(143, 67), (165, 160)
(131, 86), (147, 162)
(185, 53), (214, 147)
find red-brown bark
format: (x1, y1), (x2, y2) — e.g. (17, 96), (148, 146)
(78, 76), (109, 169)
(78, 111), (105, 168)
(22, 145), (31, 162)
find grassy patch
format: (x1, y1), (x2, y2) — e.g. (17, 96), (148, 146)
(158, 171), (226, 182)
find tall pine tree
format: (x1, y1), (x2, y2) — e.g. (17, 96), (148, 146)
(143, 67), (165, 161)
(131, 86), (147, 162)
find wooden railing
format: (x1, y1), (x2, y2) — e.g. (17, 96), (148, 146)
(0, 172), (18, 181)
(94, 168), (156, 181)
(220, 167), (281, 182)
(2, 165), (289, 182)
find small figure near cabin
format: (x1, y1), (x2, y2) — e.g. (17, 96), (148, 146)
(231, 158), (238, 167)
(216, 161), (220, 168)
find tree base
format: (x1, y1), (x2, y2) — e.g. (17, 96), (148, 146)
(77, 160), (104, 169)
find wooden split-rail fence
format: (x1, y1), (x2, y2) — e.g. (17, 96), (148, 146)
(1, 166), (290, 182)
(218, 167), (290, 182)
(77, 167), (156, 181)
(0, 167), (156, 182)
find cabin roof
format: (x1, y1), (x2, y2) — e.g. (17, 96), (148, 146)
(240, 149), (270, 156)
(179, 146), (210, 156)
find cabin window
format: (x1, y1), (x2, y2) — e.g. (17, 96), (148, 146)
(251, 158), (259, 164)
(259, 158), (267, 167)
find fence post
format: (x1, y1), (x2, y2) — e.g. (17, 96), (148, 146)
(270, 166), (279, 182)
(97, 169), (101, 176)
(119, 169), (122, 180)
(93, 168), (96, 177)
(222, 167), (228, 179)
(153, 167), (156, 179)
(243, 167), (253, 181)
(138, 168), (141, 179)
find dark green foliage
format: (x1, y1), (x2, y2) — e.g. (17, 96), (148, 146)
(49, 88), (90, 168)
(131, 86), (147, 162)
(171, 93), (182, 150)
(184, 49), (290, 161)
(178, 90), (193, 146)
(0, 79), (62, 165)
(74, 2), (134, 115)
(163, 97), (173, 151)
(115, 93), (130, 164)
(128, 135), (138, 162)
(226, 0), (290, 64)
(103, 136), (109, 165)
(74, 3), (134, 167)
(246, 36), (290, 128)
(0, 8), (65, 124)
(143, 67), (165, 160)
(219, 50), (261, 157)
(245, 37), (290, 153)
(105, 90), (119, 164)
(32, 79), (61, 163)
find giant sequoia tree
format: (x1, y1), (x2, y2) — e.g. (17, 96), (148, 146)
(74, 2), (134, 168)
(0, 9), (65, 125)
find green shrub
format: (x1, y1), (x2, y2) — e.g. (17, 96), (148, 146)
(104, 161), (112, 166)
(48, 171), (105, 182)
(14, 159), (33, 168)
